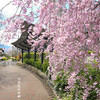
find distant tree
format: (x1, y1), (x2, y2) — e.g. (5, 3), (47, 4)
(6, 46), (21, 58)
(0, 48), (4, 56)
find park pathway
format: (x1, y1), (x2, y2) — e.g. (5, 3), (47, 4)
(0, 62), (52, 100)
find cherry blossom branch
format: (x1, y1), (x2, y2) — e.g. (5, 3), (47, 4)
(14, 5), (20, 16)
(92, 1), (100, 10)
(0, 1), (13, 12)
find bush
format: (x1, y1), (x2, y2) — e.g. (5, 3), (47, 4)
(54, 70), (68, 97)
(28, 58), (34, 66)
(1, 57), (7, 61)
(30, 52), (39, 60)
(53, 63), (100, 100)
(42, 59), (49, 73)
(23, 52), (49, 73)
(72, 67), (100, 100)
(34, 60), (41, 69)
(24, 59), (29, 64)
(23, 52), (39, 60)
(23, 53), (28, 59)
(12, 57), (17, 61)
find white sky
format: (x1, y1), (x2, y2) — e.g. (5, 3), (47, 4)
(0, 0), (17, 18)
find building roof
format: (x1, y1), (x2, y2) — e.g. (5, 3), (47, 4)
(12, 21), (33, 51)
(12, 21), (45, 51)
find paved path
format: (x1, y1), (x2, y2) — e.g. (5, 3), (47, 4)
(0, 64), (53, 100)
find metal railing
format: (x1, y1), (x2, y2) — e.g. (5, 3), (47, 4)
(0, 60), (17, 66)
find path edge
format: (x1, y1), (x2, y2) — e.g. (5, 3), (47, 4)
(17, 62), (62, 100)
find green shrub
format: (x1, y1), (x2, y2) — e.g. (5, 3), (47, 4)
(30, 52), (34, 58)
(1, 57), (7, 61)
(28, 58), (34, 66)
(23, 52), (39, 60)
(24, 59), (29, 64)
(23, 53), (28, 59)
(72, 64), (100, 100)
(53, 97), (57, 100)
(53, 63), (100, 100)
(12, 57), (17, 61)
(30, 52), (39, 60)
(42, 59), (49, 73)
(34, 60), (41, 69)
(54, 70), (68, 97)
(23, 52), (49, 73)
(88, 51), (93, 54)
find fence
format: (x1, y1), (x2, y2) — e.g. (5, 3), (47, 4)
(0, 60), (17, 66)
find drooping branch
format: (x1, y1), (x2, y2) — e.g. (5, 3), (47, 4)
(92, 1), (100, 10)
(0, 1), (13, 12)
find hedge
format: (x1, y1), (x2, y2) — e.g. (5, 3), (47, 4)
(23, 52), (49, 73)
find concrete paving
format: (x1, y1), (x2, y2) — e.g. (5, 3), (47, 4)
(0, 64), (53, 100)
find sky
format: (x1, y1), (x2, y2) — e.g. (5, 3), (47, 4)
(0, 43), (11, 52)
(0, 0), (17, 18)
